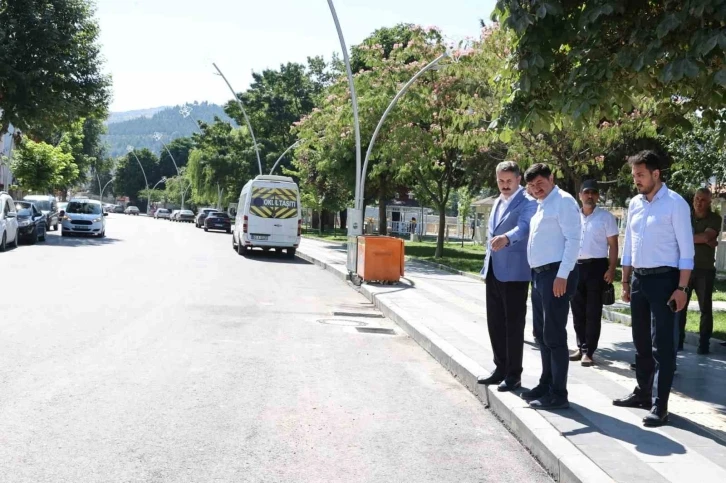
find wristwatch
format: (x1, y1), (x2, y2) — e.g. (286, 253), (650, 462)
(678, 286), (688, 292)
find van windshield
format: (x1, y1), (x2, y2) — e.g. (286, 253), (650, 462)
(28, 200), (51, 211)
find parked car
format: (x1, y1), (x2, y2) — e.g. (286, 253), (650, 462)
(23, 194), (59, 231)
(154, 208), (171, 220)
(170, 210), (181, 221)
(113, 205), (125, 213)
(0, 191), (19, 252)
(14, 202), (47, 244)
(204, 211), (232, 233)
(62, 198), (107, 237)
(124, 206), (140, 215)
(177, 209), (195, 223)
(103, 204), (115, 213)
(195, 208), (217, 228)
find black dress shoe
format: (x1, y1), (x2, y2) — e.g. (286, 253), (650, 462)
(697, 346), (710, 355)
(497, 379), (521, 392)
(521, 384), (548, 401)
(613, 393), (650, 408)
(477, 372), (504, 385)
(677, 341), (684, 352)
(643, 407), (669, 427)
(529, 394), (569, 410)
(629, 363), (636, 371)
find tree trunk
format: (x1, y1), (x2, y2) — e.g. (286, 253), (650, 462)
(378, 192), (387, 236)
(318, 209), (324, 234)
(436, 208), (446, 258)
(339, 209), (347, 231)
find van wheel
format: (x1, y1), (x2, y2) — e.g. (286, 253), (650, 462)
(0, 232), (6, 252)
(287, 248), (297, 258)
(237, 242), (245, 256)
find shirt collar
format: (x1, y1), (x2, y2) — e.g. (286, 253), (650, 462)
(639, 183), (669, 204)
(581, 206), (600, 218)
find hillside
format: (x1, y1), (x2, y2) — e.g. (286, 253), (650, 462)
(106, 107), (167, 124)
(103, 102), (235, 158)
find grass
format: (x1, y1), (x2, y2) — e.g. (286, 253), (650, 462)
(612, 269), (726, 303)
(301, 228), (348, 243)
(610, 307), (726, 341)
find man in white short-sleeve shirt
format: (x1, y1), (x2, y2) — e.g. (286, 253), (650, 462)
(569, 180), (619, 367)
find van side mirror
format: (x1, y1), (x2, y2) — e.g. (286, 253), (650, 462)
(103, 212), (108, 217)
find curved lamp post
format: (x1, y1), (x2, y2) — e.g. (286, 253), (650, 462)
(326, 0), (362, 210)
(154, 132), (191, 209)
(179, 105), (204, 134)
(126, 145), (150, 215)
(269, 140), (301, 175)
(358, 52), (449, 205)
(212, 62), (263, 175)
(98, 175), (113, 203)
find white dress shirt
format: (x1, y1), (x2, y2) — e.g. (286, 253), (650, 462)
(527, 186), (582, 279)
(578, 207), (619, 260)
(494, 186), (523, 226)
(622, 184), (694, 270)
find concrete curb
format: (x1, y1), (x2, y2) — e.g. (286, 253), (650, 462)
(295, 250), (350, 283)
(297, 249), (614, 483)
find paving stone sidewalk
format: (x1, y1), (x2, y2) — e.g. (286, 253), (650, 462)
(297, 237), (726, 483)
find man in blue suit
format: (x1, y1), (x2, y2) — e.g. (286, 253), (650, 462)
(478, 161), (538, 391)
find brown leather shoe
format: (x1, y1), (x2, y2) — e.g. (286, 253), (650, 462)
(581, 354), (594, 367)
(569, 350), (583, 362)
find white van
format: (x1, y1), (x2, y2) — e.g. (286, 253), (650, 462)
(232, 175), (301, 257)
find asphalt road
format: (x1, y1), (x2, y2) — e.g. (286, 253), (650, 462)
(0, 214), (550, 483)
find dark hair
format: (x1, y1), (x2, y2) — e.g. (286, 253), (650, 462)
(627, 150), (663, 172)
(524, 163), (552, 183)
(496, 161), (521, 177)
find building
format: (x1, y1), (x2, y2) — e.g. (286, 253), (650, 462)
(0, 122), (18, 191)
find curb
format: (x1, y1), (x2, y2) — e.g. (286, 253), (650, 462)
(297, 249), (614, 483)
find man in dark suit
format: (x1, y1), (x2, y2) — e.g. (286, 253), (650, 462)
(478, 161), (538, 391)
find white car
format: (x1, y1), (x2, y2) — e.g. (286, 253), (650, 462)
(62, 198), (107, 237)
(0, 191), (19, 251)
(154, 208), (171, 220)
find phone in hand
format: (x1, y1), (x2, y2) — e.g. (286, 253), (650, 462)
(668, 299), (678, 312)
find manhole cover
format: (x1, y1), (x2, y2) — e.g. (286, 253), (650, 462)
(356, 327), (396, 335)
(318, 319), (368, 327)
(332, 311), (384, 318)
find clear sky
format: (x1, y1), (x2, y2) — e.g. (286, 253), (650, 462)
(95, 0), (496, 113)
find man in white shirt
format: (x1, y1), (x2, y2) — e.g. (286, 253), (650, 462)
(614, 150), (694, 427)
(569, 180), (619, 367)
(522, 163), (582, 410)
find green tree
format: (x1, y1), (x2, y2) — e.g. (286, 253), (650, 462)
(159, 137), (194, 179)
(11, 139), (76, 192)
(667, 117), (726, 195)
(0, 0), (111, 137)
(492, 1), (726, 134)
(113, 149), (159, 208)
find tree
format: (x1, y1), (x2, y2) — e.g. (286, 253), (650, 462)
(113, 149), (159, 209)
(0, 0), (111, 137)
(666, 117), (726, 195)
(492, 1), (726, 135)
(11, 139), (76, 192)
(158, 137), (194, 179)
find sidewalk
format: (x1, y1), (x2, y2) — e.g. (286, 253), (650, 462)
(297, 237), (726, 483)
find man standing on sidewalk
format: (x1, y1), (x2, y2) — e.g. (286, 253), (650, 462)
(477, 161), (537, 392)
(614, 150), (694, 427)
(677, 188), (721, 354)
(569, 180), (619, 367)
(521, 163), (581, 410)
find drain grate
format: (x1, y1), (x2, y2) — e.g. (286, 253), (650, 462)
(318, 319), (368, 327)
(332, 311), (384, 318)
(355, 327), (396, 335)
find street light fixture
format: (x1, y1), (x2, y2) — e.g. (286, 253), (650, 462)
(212, 62), (263, 175)
(126, 145), (150, 215)
(179, 105), (203, 134)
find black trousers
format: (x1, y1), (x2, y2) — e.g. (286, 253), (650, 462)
(677, 268), (716, 349)
(631, 269), (679, 410)
(531, 263), (578, 399)
(570, 258), (608, 357)
(486, 261), (529, 381)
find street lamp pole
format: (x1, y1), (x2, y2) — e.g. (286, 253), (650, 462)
(99, 177), (113, 203)
(212, 62), (262, 175)
(126, 146), (150, 215)
(326, 0), (362, 210)
(358, 53), (448, 207)
(269, 140), (301, 175)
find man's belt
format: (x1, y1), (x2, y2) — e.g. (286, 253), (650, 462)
(532, 262), (560, 274)
(633, 266), (678, 276)
(577, 258), (608, 264)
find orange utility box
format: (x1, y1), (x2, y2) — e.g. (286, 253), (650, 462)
(356, 236), (405, 283)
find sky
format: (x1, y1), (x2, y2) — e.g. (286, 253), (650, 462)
(95, 0), (497, 113)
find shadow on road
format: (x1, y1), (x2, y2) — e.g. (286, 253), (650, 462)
(44, 233), (121, 247)
(242, 249), (309, 265)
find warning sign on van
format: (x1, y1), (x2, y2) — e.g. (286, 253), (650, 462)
(250, 187), (298, 219)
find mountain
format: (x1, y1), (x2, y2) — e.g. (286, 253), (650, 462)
(103, 102), (235, 158)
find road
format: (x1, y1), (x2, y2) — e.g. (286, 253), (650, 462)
(0, 214), (550, 483)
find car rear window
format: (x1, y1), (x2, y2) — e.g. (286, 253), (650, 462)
(27, 200), (51, 211)
(181, 210), (193, 215)
(209, 212), (229, 219)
